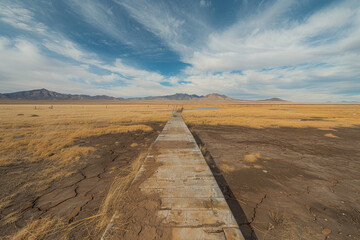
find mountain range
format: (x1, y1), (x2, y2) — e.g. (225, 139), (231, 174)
(0, 89), (286, 101)
(0, 88), (120, 100)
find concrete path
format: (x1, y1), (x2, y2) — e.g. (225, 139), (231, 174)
(135, 114), (244, 239)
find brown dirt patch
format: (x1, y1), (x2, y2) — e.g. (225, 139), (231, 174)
(0, 122), (164, 239)
(102, 144), (172, 240)
(190, 124), (360, 240)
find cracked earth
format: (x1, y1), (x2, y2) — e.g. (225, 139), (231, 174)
(190, 125), (360, 240)
(0, 122), (163, 239)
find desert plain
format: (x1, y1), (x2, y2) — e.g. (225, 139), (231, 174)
(0, 102), (359, 240)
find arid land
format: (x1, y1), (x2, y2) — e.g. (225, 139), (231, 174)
(183, 104), (360, 240)
(0, 102), (359, 239)
(0, 104), (170, 239)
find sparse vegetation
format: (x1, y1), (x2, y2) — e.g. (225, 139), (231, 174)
(183, 104), (360, 129)
(11, 152), (147, 240)
(0, 104), (170, 239)
(187, 104), (360, 240)
(0, 104), (170, 166)
(244, 153), (261, 163)
(2, 102), (360, 239)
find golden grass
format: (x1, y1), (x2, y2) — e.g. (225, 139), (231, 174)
(0, 104), (171, 238)
(0, 104), (170, 166)
(324, 133), (338, 138)
(12, 217), (68, 240)
(183, 104), (360, 130)
(96, 151), (147, 238)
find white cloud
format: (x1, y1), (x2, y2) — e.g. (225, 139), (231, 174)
(187, 0), (360, 72)
(0, 36), (358, 101)
(0, 36), (176, 98)
(43, 39), (101, 66)
(102, 59), (163, 82)
(0, 2), (46, 34)
(0, 37), (94, 92)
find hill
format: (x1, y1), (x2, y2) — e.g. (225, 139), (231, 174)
(141, 93), (201, 101)
(201, 93), (232, 100)
(261, 97), (286, 101)
(140, 93), (233, 101)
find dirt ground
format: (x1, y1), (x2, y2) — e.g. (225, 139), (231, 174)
(190, 125), (360, 240)
(102, 144), (172, 240)
(0, 122), (164, 239)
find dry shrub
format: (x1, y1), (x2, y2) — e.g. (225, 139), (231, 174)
(130, 143), (139, 147)
(96, 152), (147, 238)
(219, 163), (235, 172)
(56, 146), (96, 164)
(244, 153), (261, 162)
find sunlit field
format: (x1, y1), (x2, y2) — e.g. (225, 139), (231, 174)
(0, 104), (171, 239)
(183, 104), (360, 130)
(0, 104), (171, 165)
(1, 102), (360, 239)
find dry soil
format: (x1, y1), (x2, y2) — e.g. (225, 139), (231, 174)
(190, 125), (360, 240)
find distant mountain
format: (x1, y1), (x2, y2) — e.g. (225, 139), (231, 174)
(141, 93), (202, 100)
(0, 89), (121, 100)
(0, 89), (236, 101)
(139, 93), (234, 101)
(261, 97), (286, 101)
(201, 93), (232, 100)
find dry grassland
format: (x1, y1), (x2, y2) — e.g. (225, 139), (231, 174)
(0, 104), (171, 239)
(183, 104), (360, 130)
(2, 102), (360, 239)
(0, 104), (170, 165)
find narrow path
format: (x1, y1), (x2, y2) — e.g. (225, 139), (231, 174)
(105, 114), (244, 239)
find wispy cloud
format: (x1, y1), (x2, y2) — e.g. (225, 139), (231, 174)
(0, 2), (46, 34)
(65, 0), (135, 45)
(188, 0), (360, 71)
(116, 0), (211, 58)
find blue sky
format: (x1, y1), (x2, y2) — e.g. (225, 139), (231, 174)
(0, 0), (359, 101)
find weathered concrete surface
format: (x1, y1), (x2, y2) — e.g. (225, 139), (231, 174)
(135, 114), (244, 239)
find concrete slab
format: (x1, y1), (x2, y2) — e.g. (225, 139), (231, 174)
(138, 114), (244, 239)
(102, 114), (244, 239)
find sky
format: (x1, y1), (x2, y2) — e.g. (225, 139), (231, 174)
(0, 0), (359, 101)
